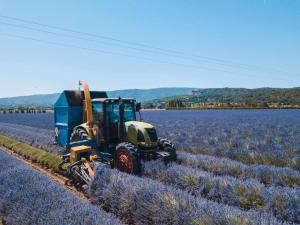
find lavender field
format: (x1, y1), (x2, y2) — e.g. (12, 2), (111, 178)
(0, 110), (299, 224)
(143, 110), (300, 168)
(0, 110), (299, 168)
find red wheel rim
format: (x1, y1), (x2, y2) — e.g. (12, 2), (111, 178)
(116, 149), (132, 173)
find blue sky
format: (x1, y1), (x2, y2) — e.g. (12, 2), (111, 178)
(0, 0), (299, 97)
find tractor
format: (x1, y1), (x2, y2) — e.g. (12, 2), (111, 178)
(54, 80), (176, 188)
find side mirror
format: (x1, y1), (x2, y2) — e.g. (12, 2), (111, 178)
(136, 102), (141, 112)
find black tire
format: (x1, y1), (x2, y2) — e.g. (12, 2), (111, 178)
(158, 138), (177, 162)
(58, 158), (69, 172)
(70, 128), (88, 142)
(114, 142), (141, 175)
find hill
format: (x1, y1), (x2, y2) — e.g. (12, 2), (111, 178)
(147, 87), (300, 108)
(1, 87), (299, 109)
(107, 88), (194, 102)
(0, 88), (194, 107)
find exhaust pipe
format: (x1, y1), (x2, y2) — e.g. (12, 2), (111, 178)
(118, 97), (126, 142)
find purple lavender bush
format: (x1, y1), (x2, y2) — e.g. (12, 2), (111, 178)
(89, 166), (285, 225)
(0, 150), (123, 225)
(143, 161), (300, 223)
(178, 151), (300, 188)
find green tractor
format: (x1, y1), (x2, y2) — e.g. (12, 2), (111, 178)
(54, 81), (176, 185)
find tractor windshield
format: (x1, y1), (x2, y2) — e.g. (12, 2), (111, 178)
(93, 102), (104, 122)
(124, 103), (136, 121)
(107, 102), (136, 123)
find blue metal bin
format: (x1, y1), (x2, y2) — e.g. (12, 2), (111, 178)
(54, 90), (107, 147)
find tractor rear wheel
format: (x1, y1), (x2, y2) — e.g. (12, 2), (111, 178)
(114, 142), (141, 175)
(158, 138), (177, 162)
(70, 128), (88, 142)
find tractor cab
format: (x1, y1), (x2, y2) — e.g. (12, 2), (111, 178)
(91, 98), (138, 146)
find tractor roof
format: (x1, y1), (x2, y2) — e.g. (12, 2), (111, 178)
(92, 98), (136, 103)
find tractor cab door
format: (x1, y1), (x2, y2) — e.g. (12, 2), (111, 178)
(104, 101), (136, 145)
(92, 102), (105, 144)
(105, 102), (120, 144)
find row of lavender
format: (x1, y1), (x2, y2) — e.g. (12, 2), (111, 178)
(0, 150), (123, 225)
(178, 151), (300, 188)
(143, 161), (300, 223)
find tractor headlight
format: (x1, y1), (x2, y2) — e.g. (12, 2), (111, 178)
(137, 130), (145, 142)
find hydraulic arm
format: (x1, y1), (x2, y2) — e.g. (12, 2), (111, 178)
(79, 80), (94, 138)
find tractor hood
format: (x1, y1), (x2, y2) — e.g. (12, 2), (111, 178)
(125, 121), (154, 129)
(125, 121), (158, 148)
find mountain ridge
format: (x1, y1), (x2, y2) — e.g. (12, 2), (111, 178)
(148, 87), (300, 106)
(0, 87), (195, 107)
(1, 87), (299, 108)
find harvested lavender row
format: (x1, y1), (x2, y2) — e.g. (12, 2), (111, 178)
(0, 150), (123, 225)
(143, 161), (300, 223)
(178, 151), (300, 188)
(0, 122), (64, 155)
(89, 166), (285, 225)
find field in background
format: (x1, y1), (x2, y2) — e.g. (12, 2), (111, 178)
(0, 110), (299, 169)
(0, 109), (299, 155)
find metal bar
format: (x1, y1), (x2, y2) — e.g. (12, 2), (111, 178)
(79, 80), (94, 138)
(68, 139), (91, 147)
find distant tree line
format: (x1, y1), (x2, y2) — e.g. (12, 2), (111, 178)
(144, 88), (300, 109)
(0, 107), (52, 114)
(166, 99), (185, 108)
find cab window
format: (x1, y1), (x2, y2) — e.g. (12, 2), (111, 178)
(92, 102), (104, 122)
(105, 102), (136, 123)
(124, 103), (136, 121)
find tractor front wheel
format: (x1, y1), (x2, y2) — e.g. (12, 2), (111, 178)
(158, 138), (177, 162)
(114, 142), (141, 175)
